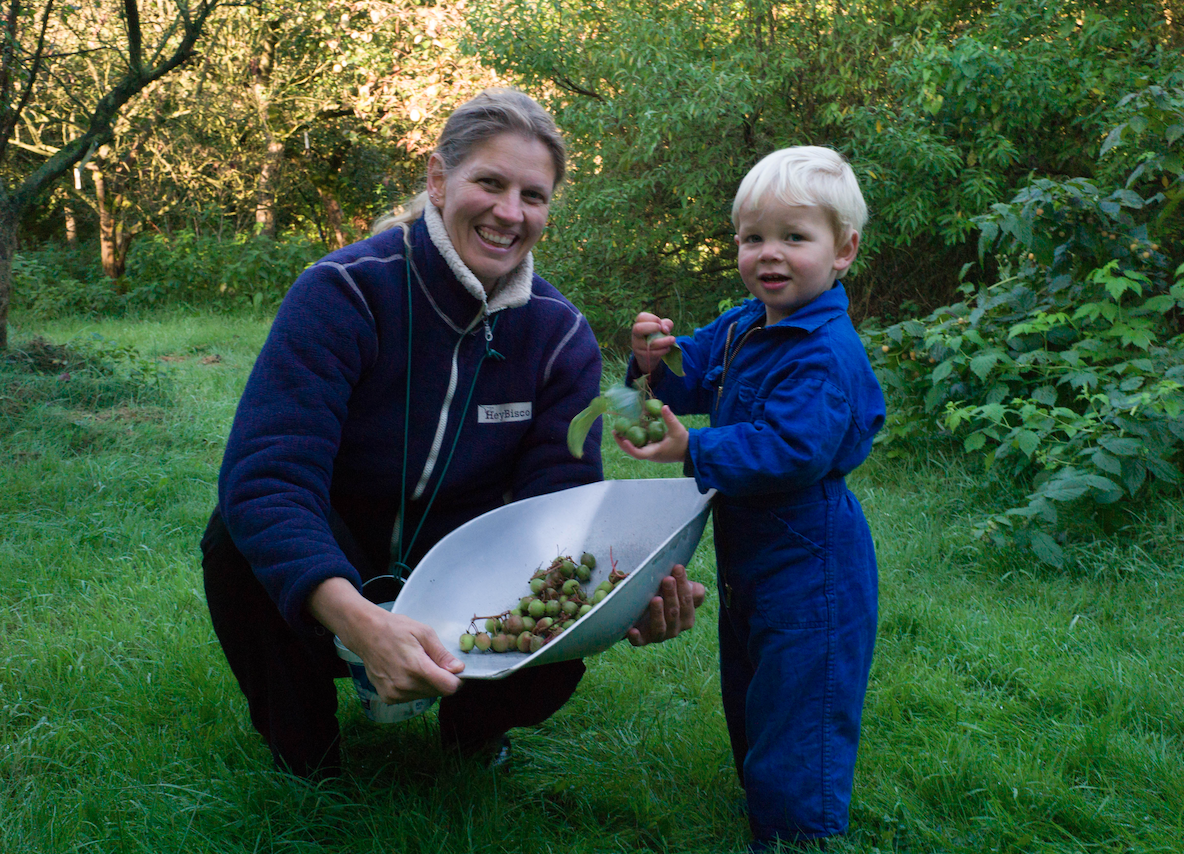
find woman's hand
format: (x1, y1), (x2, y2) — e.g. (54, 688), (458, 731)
(352, 611), (465, 703)
(631, 312), (675, 374)
(308, 577), (464, 703)
(614, 405), (689, 465)
(626, 563), (707, 646)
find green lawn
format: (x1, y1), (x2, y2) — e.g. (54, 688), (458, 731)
(2, 311), (1182, 853)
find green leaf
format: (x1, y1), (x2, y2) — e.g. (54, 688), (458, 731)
(1091, 448), (1123, 475)
(1082, 474), (1124, 503)
(1040, 476), (1091, 502)
(1065, 371), (1099, 390)
(1121, 458), (1147, 495)
(1100, 124), (1125, 157)
(964, 432), (987, 451)
(1098, 436), (1142, 456)
(663, 343), (685, 377)
(1143, 295), (1178, 313)
(1032, 385), (1057, 406)
(980, 402), (1007, 421)
(566, 396), (608, 458)
(1146, 457), (1181, 483)
(1016, 430), (1040, 458)
(1029, 531), (1064, 567)
(970, 352), (1000, 380)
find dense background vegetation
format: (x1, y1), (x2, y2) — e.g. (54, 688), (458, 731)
(9, 0), (1182, 557)
(10, 1), (1181, 330)
(3, 1), (1184, 850)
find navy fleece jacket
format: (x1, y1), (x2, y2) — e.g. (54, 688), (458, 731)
(218, 213), (603, 632)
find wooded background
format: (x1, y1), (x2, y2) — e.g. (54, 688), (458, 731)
(5, 0), (1180, 348)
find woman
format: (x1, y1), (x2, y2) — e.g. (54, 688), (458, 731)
(201, 89), (704, 778)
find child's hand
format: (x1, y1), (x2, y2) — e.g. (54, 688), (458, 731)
(631, 312), (675, 374)
(614, 405), (688, 464)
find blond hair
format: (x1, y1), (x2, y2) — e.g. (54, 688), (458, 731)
(731, 146), (867, 240)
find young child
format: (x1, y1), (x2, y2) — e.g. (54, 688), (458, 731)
(619, 146), (885, 850)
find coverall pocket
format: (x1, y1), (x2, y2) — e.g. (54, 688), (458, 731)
(718, 502), (830, 630)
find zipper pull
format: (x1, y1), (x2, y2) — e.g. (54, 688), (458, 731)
(482, 317), (504, 360)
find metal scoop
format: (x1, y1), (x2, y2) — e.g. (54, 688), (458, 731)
(386, 477), (714, 680)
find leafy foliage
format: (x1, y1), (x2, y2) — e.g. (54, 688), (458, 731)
(11, 253), (116, 318)
(122, 230), (326, 310)
(464, 0), (1182, 341)
(867, 86), (1184, 566)
(13, 230), (325, 317)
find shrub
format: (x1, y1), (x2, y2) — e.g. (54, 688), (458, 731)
(866, 85), (1184, 567)
(12, 231), (327, 318)
(11, 250), (118, 319)
(122, 231), (326, 310)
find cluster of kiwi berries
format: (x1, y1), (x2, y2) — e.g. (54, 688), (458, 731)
(611, 396), (667, 448)
(567, 379), (670, 458)
(459, 551), (626, 654)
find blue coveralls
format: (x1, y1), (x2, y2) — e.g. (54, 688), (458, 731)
(639, 285), (884, 845)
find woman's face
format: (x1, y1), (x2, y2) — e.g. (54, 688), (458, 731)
(427, 133), (556, 291)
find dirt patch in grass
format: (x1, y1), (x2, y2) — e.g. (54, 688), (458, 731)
(3, 337), (92, 375)
(87, 405), (170, 425)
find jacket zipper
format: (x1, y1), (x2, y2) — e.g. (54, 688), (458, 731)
(716, 318), (762, 611)
(715, 321), (762, 412)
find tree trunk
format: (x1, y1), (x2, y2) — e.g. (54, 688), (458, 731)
(0, 199), (15, 351)
(65, 201), (78, 246)
(318, 184), (347, 249)
(255, 135), (282, 237)
(93, 166), (133, 280)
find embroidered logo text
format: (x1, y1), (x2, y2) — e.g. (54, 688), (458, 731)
(477, 402), (533, 424)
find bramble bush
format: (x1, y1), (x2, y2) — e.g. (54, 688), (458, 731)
(13, 231), (325, 318)
(123, 231), (325, 310)
(11, 251), (117, 318)
(866, 84), (1184, 567)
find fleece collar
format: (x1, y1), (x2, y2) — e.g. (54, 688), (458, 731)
(423, 202), (534, 314)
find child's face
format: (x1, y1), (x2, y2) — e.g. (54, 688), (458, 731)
(733, 199), (859, 326)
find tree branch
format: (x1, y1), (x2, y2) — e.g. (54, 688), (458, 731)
(0, 0), (56, 164)
(8, 137), (61, 157)
(125, 0), (143, 76)
(9, 1), (221, 210)
(554, 75), (605, 102)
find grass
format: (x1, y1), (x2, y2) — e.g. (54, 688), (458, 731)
(2, 310), (1183, 853)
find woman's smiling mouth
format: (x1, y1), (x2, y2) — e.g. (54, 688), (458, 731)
(477, 226), (516, 248)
